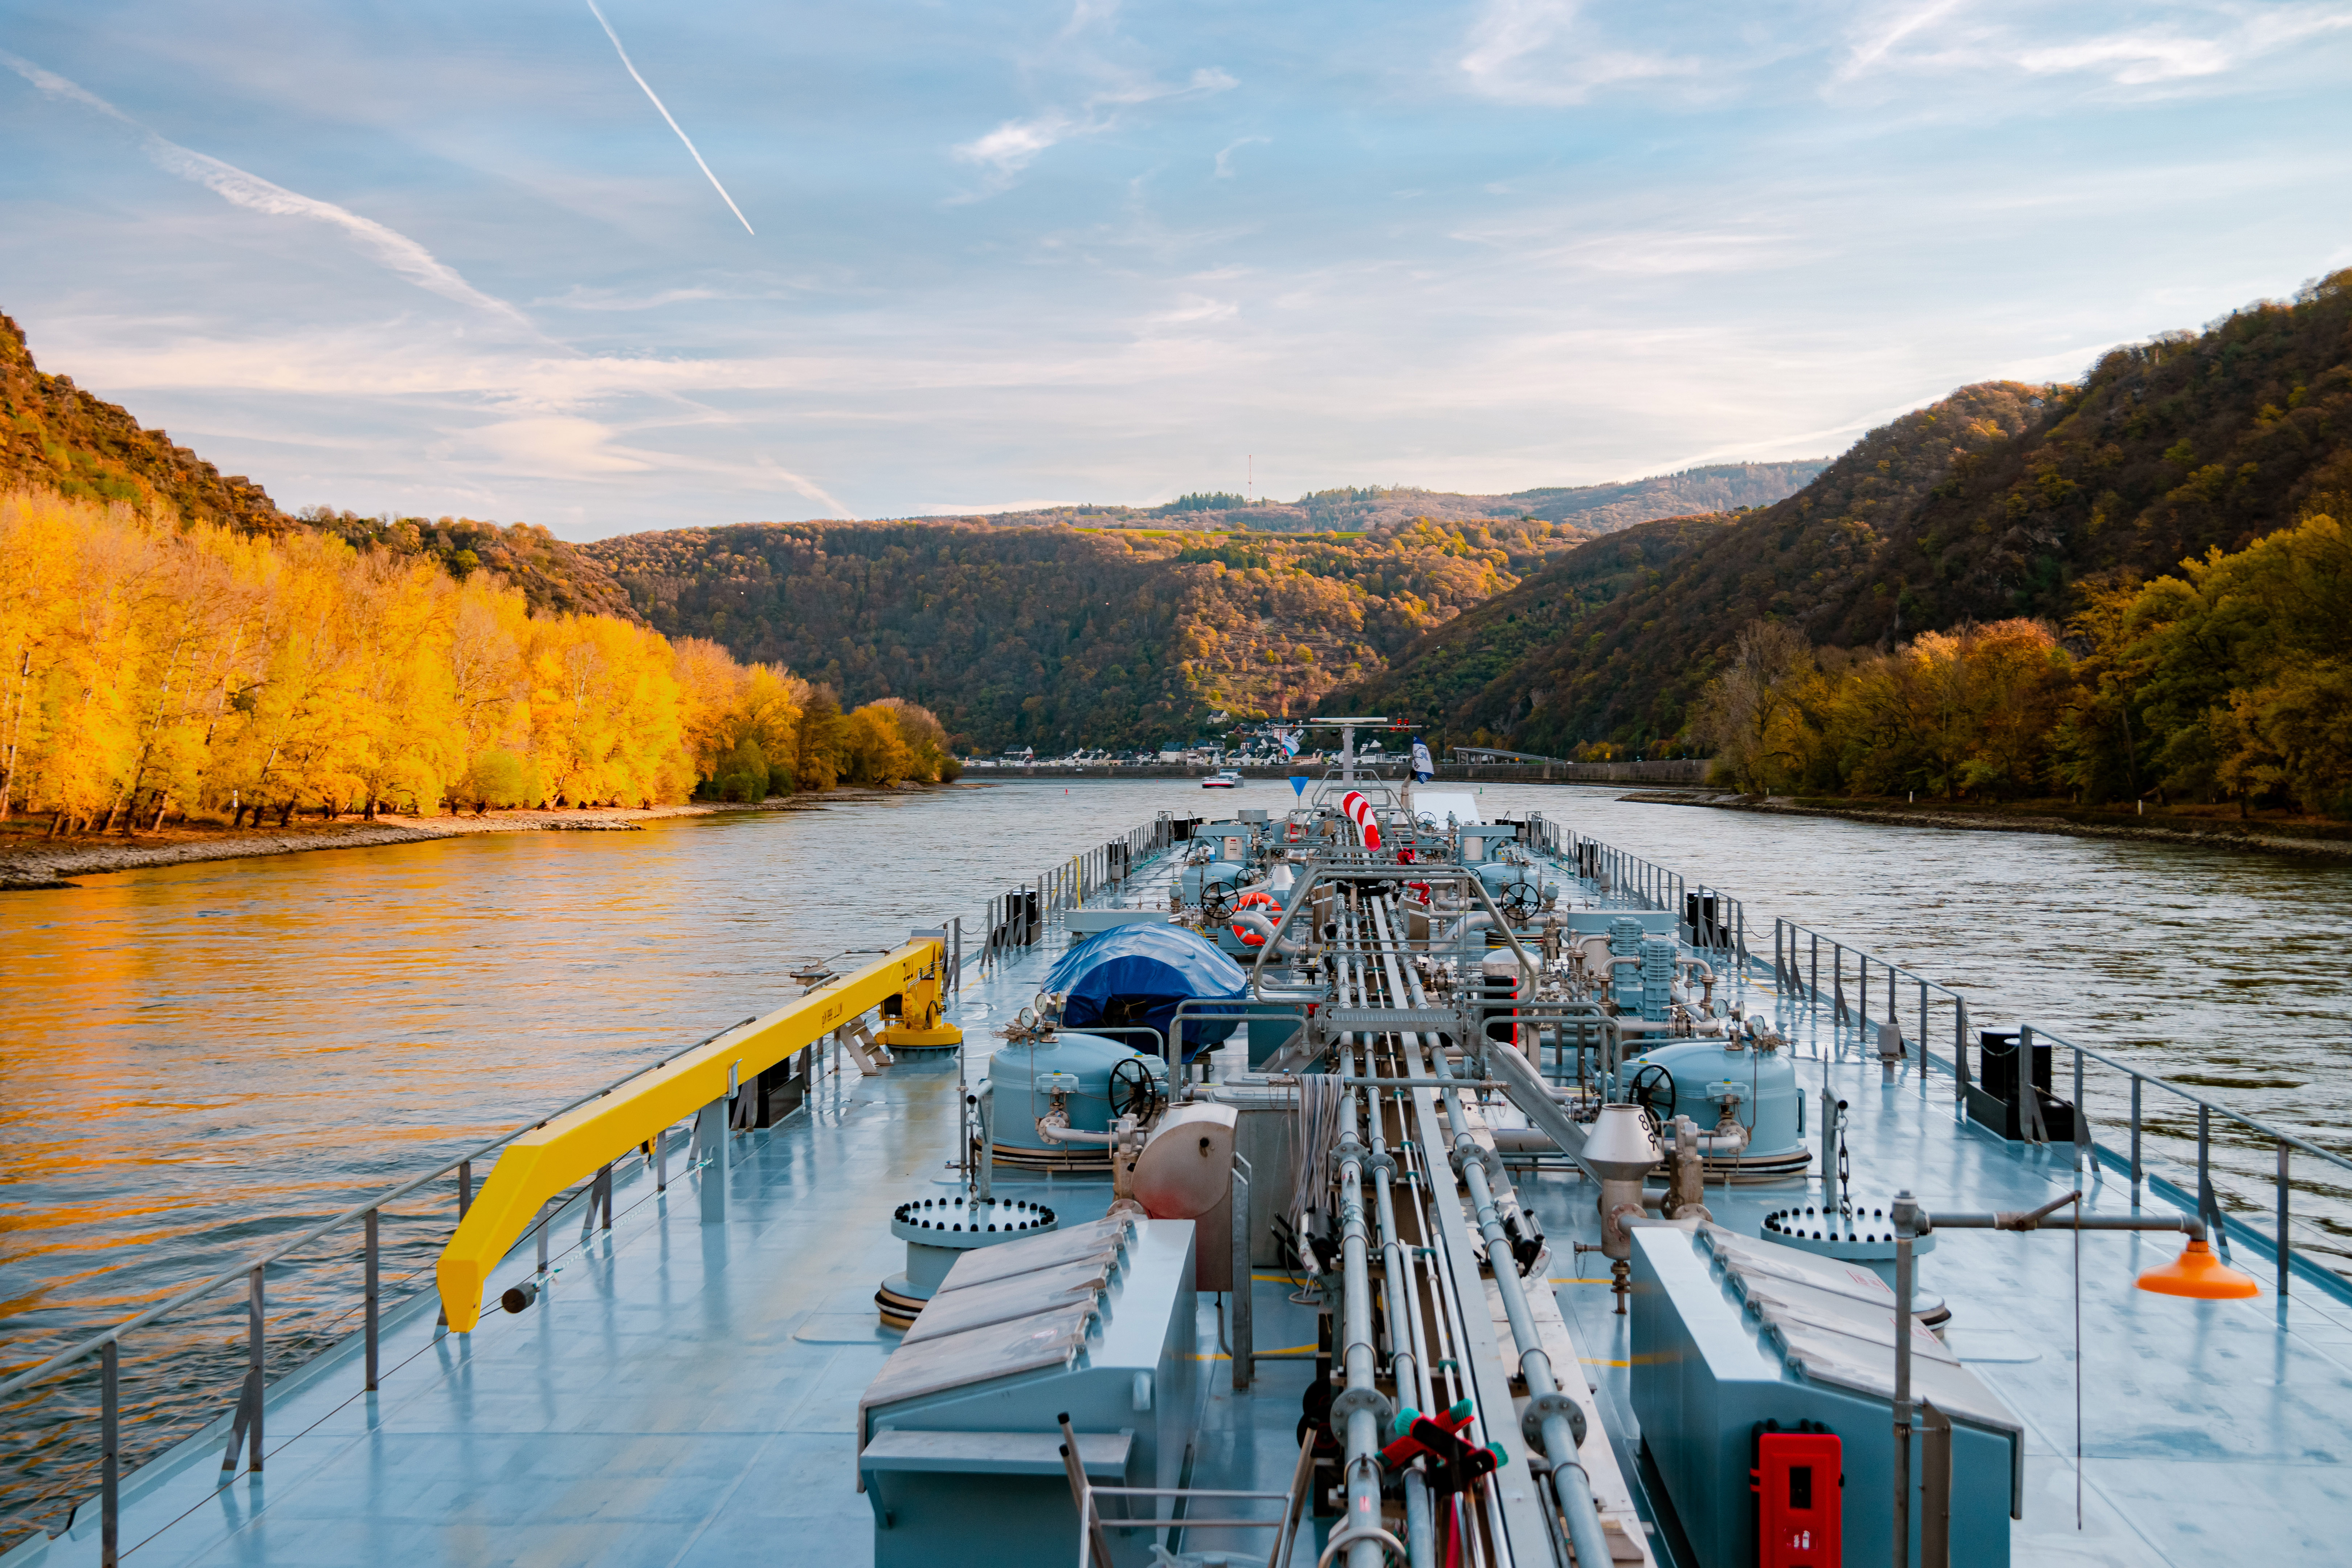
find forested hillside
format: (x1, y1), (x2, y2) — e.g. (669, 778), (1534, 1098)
(291, 507), (638, 621)
(1350, 271), (2352, 757)
(584, 517), (1591, 750)
(1339, 516), (1727, 734)
(960, 461), (1825, 535)
(1, 313), (280, 534)
(0, 313), (1645, 752)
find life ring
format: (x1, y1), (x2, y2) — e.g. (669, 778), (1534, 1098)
(1230, 889), (1278, 946)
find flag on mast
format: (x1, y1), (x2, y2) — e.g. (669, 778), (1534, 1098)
(1411, 740), (1434, 781)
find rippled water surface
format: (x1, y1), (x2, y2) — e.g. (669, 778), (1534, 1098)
(4, 780), (2349, 1540)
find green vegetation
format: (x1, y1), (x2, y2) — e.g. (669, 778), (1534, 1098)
(1, 313), (279, 533)
(583, 516), (1594, 751)
(1692, 506), (2352, 816)
(1347, 271), (2352, 769)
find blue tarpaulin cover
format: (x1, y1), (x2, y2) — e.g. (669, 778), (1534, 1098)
(1045, 923), (1249, 1060)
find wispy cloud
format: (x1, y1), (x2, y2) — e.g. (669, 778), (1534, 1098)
(1213, 136), (1268, 178)
(0, 51), (527, 324)
(582, 0), (756, 236)
(1457, 0), (1699, 105)
(952, 61), (1237, 195)
(1836, 1), (2352, 91)
(956, 112), (1080, 177)
(533, 285), (724, 311)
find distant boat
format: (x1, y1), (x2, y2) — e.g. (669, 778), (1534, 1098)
(1201, 768), (1244, 788)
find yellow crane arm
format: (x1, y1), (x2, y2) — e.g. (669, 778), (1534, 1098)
(436, 938), (953, 1332)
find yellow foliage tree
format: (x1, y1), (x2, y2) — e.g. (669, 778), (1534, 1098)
(0, 488), (840, 830)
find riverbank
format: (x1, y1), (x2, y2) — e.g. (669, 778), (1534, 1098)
(0, 793), (929, 889)
(1620, 789), (2352, 858)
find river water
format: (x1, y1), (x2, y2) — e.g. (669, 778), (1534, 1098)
(4, 781), (2349, 1541)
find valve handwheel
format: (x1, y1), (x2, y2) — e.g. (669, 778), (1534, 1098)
(1201, 884), (1239, 922)
(1630, 1062), (1677, 1130)
(1107, 1057), (1165, 1124)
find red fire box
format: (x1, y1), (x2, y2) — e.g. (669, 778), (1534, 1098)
(1752, 1426), (1841, 1568)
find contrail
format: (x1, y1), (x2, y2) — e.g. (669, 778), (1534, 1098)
(584, 0), (756, 236)
(1, 51), (527, 324)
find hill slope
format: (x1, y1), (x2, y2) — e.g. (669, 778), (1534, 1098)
(1348, 271), (2352, 752)
(2, 313), (637, 621)
(1, 313), (282, 532)
(583, 517), (1591, 750)
(949, 461), (1826, 535)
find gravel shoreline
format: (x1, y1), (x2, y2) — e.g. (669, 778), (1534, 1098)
(0, 799), (833, 888)
(1619, 789), (2352, 859)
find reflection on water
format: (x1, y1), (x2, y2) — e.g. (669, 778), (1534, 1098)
(2, 780), (2348, 1540)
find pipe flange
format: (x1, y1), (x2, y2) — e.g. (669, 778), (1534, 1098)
(1447, 1141), (1506, 1181)
(1366, 1149), (1397, 1178)
(1329, 1383), (1396, 1428)
(1520, 1390), (1588, 1453)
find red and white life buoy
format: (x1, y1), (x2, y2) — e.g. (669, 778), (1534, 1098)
(1230, 889), (1277, 946)
(1340, 790), (1383, 851)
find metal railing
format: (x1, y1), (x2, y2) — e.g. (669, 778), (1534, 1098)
(2004, 1022), (2352, 1298)
(0, 916), (990, 1560)
(1534, 816), (1750, 967)
(976, 816), (1174, 976)
(0, 1043), (707, 1561)
(1539, 834), (2352, 1298)
(1763, 918), (2352, 1298)
(1772, 918), (1972, 1072)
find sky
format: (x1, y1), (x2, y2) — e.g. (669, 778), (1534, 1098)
(3, 1), (2349, 538)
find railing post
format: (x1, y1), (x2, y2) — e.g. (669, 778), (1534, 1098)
(2130, 1076), (2142, 1201)
(1917, 977), (1929, 1093)
(1231, 1156), (1254, 1391)
(698, 1095), (731, 1224)
(364, 1208), (380, 1392)
(248, 1265), (265, 1469)
(100, 1337), (118, 1568)
(2017, 1025), (2048, 1143)
(2072, 1044), (2092, 1171)
(2276, 1140), (2291, 1297)
(1810, 933), (1819, 1008)
(2197, 1104), (2224, 1257)
(458, 1158), (473, 1218)
(1954, 994), (1971, 1098)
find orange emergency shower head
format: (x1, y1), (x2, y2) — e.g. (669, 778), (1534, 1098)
(2136, 1238), (2260, 1300)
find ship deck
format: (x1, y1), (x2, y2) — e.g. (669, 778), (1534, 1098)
(11, 903), (1328, 1568)
(17, 837), (2352, 1568)
(1524, 1039), (2352, 1568)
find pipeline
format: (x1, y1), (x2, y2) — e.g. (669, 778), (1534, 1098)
(1334, 1095), (1388, 1568)
(1229, 909), (1306, 954)
(1377, 898), (1614, 1568)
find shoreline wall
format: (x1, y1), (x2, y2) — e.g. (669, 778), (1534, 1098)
(964, 759), (1711, 785)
